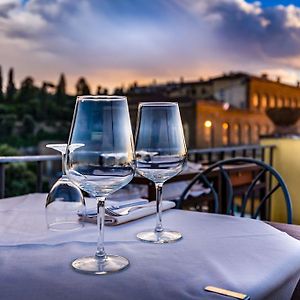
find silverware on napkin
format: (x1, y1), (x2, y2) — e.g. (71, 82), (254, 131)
(204, 286), (250, 300)
(83, 200), (148, 217)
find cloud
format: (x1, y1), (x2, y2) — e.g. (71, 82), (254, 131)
(0, 0), (299, 92)
(197, 0), (300, 59)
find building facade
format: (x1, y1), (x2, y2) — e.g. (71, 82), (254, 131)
(126, 72), (300, 149)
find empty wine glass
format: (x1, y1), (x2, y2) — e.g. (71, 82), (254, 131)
(45, 144), (85, 231)
(135, 102), (187, 243)
(65, 95), (135, 275)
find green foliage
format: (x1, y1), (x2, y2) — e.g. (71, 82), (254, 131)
(6, 68), (16, 101)
(0, 144), (36, 197)
(0, 114), (17, 136)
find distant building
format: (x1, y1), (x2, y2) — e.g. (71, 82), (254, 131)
(126, 72), (300, 148)
(168, 72), (300, 111)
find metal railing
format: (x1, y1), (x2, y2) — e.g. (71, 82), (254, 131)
(0, 144), (276, 199)
(188, 144), (276, 166)
(0, 155), (60, 199)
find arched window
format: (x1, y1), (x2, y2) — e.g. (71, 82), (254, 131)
(261, 94), (267, 111)
(244, 124), (251, 144)
(252, 93), (259, 109)
(269, 96), (275, 108)
(261, 125), (268, 136)
(232, 123), (241, 145)
(203, 120), (213, 147)
(284, 97), (290, 107)
(253, 124), (260, 143)
(222, 122), (230, 146)
(277, 97), (283, 108)
(291, 98), (297, 108)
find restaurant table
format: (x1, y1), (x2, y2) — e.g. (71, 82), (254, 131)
(1, 193), (300, 300)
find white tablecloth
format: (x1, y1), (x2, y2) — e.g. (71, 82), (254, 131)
(1, 193), (300, 300)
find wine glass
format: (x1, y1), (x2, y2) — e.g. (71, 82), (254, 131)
(45, 144), (85, 231)
(135, 102), (187, 243)
(65, 95), (135, 275)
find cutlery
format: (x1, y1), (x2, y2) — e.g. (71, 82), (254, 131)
(204, 286), (250, 300)
(105, 204), (149, 217)
(84, 200), (148, 216)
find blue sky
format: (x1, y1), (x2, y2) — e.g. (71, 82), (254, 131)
(0, 0), (299, 93)
(247, 0), (299, 6)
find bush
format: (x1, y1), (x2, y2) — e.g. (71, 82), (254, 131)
(0, 144), (36, 197)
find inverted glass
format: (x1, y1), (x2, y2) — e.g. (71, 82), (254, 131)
(135, 102), (187, 243)
(65, 95), (135, 274)
(45, 143), (85, 231)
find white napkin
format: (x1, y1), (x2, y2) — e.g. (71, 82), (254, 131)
(83, 201), (175, 226)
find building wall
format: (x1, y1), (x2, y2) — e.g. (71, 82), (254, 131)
(195, 100), (273, 148)
(212, 77), (248, 108)
(248, 77), (300, 112)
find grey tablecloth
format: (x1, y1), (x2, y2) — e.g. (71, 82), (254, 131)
(1, 193), (300, 300)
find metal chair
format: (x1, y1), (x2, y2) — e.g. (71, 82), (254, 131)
(177, 157), (292, 224)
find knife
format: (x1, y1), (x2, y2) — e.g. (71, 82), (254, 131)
(83, 200), (149, 216)
(204, 286), (250, 299)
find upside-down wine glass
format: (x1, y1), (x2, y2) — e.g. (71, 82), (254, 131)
(65, 95), (135, 274)
(45, 143), (85, 231)
(135, 102), (187, 243)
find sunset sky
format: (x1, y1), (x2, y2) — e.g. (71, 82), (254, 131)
(0, 0), (300, 93)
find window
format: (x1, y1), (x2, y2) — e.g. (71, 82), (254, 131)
(204, 120), (213, 147)
(253, 124), (260, 143)
(277, 97), (283, 108)
(292, 98), (297, 108)
(222, 122), (230, 146)
(244, 124), (251, 144)
(252, 93), (259, 109)
(284, 97), (291, 107)
(232, 124), (241, 145)
(261, 95), (267, 110)
(261, 125), (268, 136)
(269, 96), (275, 108)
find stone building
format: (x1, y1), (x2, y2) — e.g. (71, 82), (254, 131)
(126, 72), (300, 149)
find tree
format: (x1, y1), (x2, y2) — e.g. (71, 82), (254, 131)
(76, 77), (90, 95)
(96, 85), (102, 95)
(6, 67), (16, 101)
(0, 144), (36, 197)
(55, 73), (66, 103)
(17, 76), (35, 102)
(20, 114), (35, 135)
(0, 66), (3, 101)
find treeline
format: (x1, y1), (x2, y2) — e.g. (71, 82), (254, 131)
(0, 66), (127, 149)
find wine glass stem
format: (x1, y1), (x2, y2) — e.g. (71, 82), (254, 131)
(95, 197), (106, 261)
(61, 153), (66, 175)
(155, 183), (164, 233)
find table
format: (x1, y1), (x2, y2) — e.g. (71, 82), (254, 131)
(1, 193), (300, 300)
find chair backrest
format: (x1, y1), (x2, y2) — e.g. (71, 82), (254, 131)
(178, 157), (292, 224)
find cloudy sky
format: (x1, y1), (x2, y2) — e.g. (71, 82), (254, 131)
(0, 0), (300, 93)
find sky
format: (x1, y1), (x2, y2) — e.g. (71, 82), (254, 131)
(0, 0), (300, 94)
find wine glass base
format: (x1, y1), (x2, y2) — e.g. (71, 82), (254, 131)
(136, 230), (182, 244)
(48, 221), (83, 232)
(72, 255), (129, 275)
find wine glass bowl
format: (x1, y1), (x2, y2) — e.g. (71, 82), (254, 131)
(45, 143), (85, 231)
(135, 102), (187, 243)
(65, 95), (135, 274)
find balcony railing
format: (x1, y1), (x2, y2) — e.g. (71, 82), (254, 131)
(0, 144), (275, 199)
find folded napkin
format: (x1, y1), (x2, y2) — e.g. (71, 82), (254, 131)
(83, 201), (175, 226)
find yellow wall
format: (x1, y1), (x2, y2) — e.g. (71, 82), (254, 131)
(261, 138), (300, 224)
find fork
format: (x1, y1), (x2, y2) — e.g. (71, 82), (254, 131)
(105, 204), (148, 217)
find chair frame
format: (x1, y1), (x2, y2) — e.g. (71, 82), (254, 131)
(178, 157), (292, 224)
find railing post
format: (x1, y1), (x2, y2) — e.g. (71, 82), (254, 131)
(0, 164), (5, 199)
(36, 161), (43, 193)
